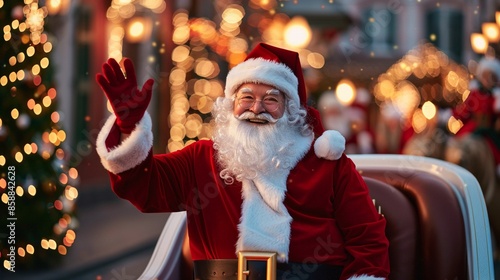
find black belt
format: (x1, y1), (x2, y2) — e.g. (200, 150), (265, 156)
(193, 259), (343, 280)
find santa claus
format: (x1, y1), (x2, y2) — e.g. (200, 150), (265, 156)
(95, 43), (389, 280)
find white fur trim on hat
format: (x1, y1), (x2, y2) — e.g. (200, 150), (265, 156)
(224, 57), (299, 106)
(477, 57), (500, 80)
(96, 112), (153, 174)
(314, 130), (346, 160)
(347, 275), (385, 280)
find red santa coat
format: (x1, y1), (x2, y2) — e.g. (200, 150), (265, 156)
(97, 114), (390, 280)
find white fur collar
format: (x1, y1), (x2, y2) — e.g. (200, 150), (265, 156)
(236, 132), (312, 262)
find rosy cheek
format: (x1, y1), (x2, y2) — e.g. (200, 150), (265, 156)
(270, 111), (283, 119)
(233, 106), (244, 115)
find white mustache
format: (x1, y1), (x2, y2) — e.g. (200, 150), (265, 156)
(236, 112), (279, 123)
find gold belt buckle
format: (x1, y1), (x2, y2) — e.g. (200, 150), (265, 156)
(237, 251), (277, 280)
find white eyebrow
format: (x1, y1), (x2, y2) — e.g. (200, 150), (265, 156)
(239, 87), (253, 93)
(265, 89), (280, 95)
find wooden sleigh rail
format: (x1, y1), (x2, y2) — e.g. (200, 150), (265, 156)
(137, 154), (495, 280)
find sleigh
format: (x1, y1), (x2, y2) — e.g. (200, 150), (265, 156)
(136, 154), (495, 280)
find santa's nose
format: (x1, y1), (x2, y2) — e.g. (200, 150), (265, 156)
(249, 100), (266, 114)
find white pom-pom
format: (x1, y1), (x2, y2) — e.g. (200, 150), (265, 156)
(314, 130), (345, 160)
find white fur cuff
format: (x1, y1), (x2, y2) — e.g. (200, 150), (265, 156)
(96, 112), (153, 174)
(314, 130), (345, 160)
(348, 275), (385, 280)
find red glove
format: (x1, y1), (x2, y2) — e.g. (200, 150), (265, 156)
(96, 58), (154, 134)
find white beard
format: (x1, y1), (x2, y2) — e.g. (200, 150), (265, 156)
(211, 97), (313, 262)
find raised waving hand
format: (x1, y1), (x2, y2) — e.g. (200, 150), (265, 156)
(96, 58), (154, 134)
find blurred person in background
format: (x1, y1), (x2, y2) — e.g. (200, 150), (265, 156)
(445, 56), (500, 260)
(317, 89), (374, 154)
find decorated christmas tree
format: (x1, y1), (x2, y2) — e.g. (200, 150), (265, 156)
(0, 0), (78, 270)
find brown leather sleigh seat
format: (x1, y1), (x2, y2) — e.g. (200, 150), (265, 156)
(363, 177), (419, 280)
(364, 172), (466, 280)
(137, 155), (495, 280)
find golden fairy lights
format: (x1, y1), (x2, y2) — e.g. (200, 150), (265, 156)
(374, 43), (470, 134)
(470, 12), (500, 54)
(1, 4), (53, 88)
(46, 0), (70, 15)
(1, 172), (79, 264)
(105, 0), (165, 60)
(4, 243), (35, 269)
(23, 0), (48, 45)
(336, 79), (356, 106)
(126, 17), (152, 43)
(220, 5), (245, 37)
(283, 16), (311, 49)
(40, 237), (73, 256)
(168, 10), (234, 152)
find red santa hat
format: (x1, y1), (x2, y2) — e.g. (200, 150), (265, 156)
(224, 43), (325, 137)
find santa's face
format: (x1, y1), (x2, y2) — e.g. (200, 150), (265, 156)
(233, 83), (286, 121)
(212, 89), (311, 184)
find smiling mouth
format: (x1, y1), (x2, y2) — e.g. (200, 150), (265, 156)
(246, 118), (269, 124)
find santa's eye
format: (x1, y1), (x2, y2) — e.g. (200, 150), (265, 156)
(262, 96), (279, 104)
